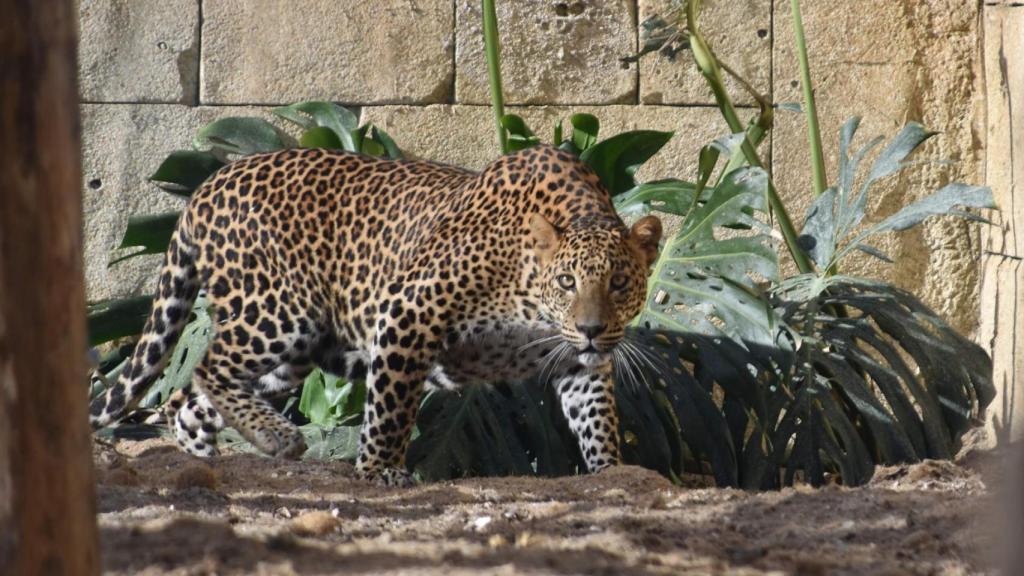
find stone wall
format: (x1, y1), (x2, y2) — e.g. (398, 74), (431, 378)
(980, 1), (1024, 441)
(79, 0), (986, 344)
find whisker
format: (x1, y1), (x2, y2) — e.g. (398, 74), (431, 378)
(628, 341), (661, 382)
(546, 342), (575, 386)
(619, 341), (652, 390)
(517, 333), (563, 353)
(612, 348), (625, 386)
(538, 342), (568, 386)
(623, 338), (668, 377)
(613, 348), (641, 392)
(534, 343), (557, 383)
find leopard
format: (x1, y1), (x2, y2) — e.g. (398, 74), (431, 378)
(89, 144), (662, 486)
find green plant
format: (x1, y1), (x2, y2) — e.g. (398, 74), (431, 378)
(624, 121), (992, 487)
(782, 0), (828, 197)
(502, 112), (673, 196)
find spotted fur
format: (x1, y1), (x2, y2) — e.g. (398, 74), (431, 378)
(90, 145), (662, 486)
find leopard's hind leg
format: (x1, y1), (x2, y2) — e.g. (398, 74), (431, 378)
(167, 360), (312, 456)
(164, 384), (224, 456)
(169, 342), (372, 457)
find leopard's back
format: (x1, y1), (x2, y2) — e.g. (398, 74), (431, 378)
(185, 148), (479, 345)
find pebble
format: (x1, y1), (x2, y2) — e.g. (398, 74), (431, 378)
(290, 511), (341, 536)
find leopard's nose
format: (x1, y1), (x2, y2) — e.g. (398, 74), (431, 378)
(576, 322), (607, 340)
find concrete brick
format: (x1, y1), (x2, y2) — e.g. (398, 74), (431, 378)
(200, 1), (454, 105)
(772, 0), (984, 334)
(360, 104), (730, 181)
(638, 0), (771, 106)
(455, 0), (637, 105)
(78, 0), (199, 104)
(81, 104), (295, 300)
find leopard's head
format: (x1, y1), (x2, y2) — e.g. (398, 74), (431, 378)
(530, 213), (662, 366)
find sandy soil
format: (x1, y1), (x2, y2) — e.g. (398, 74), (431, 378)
(94, 437), (1003, 575)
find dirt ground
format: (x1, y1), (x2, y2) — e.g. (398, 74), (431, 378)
(94, 437), (1005, 576)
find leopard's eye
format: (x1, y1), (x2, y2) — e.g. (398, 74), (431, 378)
(556, 274), (576, 291)
(610, 273), (629, 291)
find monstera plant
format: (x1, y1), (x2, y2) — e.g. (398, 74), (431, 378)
(402, 0), (995, 487)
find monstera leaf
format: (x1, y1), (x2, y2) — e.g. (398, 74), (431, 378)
(407, 382), (583, 479)
(618, 142), (785, 489)
(800, 118), (994, 269)
(770, 274), (994, 485)
(751, 118), (998, 485)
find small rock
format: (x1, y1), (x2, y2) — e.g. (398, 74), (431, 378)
(173, 463), (217, 491)
(901, 529), (933, 550)
(601, 488), (629, 500)
(502, 509), (523, 521)
(793, 558), (830, 576)
(647, 492), (669, 510)
(104, 467), (140, 487)
(467, 515), (492, 532)
(290, 511), (341, 536)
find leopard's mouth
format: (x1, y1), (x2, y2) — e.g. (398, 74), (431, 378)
(577, 350), (606, 367)
(577, 342), (615, 368)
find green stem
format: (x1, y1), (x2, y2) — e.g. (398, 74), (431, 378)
(790, 0), (827, 196)
(686, 0), (815, 275)
(481, 0), (508, 154)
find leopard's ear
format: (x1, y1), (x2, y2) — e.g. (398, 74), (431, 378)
(628, 215), (662, 268)
(528, 213), (561, 264)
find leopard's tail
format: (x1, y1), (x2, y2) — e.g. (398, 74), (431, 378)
(90, 225), (201, 430)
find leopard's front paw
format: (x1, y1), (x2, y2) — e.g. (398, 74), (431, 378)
(358, 466), (416, 487)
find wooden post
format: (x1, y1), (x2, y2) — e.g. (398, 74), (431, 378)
(0, 0), (101, 574)
(981, 3), (1024, 444)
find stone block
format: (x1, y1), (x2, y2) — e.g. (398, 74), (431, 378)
(81, 104), (293, 300)
(772, 0), (984, 333)
(980, 4), (1024, 440)
(455, 0), (636, 105)
(78, 0), (199, 104)
(638, 0), (771, 106)
(200, 0), (454, 105)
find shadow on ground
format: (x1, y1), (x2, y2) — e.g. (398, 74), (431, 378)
(94, 438), (998, 575)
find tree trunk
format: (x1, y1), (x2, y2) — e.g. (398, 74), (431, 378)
(0, 0), (101, 574)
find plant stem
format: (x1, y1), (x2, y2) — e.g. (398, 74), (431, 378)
(790, 0), (827, 196)
(789, 0), (844, 283)
(715, 59), (773, 182)
(685, 0), (815, 275)
(481, 0), (508, 154)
